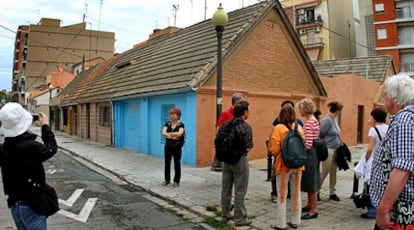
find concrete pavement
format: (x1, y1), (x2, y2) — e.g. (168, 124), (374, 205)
(32, 126), (376, 230)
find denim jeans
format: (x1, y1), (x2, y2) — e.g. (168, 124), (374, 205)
(10, 201), (47, 230)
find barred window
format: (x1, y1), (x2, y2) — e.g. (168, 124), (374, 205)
(99, 106), (111, 126)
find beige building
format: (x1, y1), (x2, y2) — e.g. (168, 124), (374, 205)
(280, 0), (356, 60)
(11, 18), (115, 105)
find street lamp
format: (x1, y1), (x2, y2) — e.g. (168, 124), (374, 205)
(212, 3), (228, 123)
(48, 83), (53, 128)
(48, 83), (53, 99)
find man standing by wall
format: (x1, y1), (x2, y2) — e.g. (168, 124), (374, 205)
(211, 93), (244, 171)
(370, 74), (414, 229)
(220, 100), (253, 226)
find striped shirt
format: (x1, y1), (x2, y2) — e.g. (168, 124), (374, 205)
(370, 105), (414, 207)
(303, 119), (320, 150)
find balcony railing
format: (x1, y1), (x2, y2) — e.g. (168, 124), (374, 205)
(400, 62), (414, 73)
(301, 37), (324, 48)
(399, 34), (414, 45)
(396, 8), (413, 19)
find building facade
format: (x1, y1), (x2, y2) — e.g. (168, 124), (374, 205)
(11, 18), (115, 105)
(373, 0), (414, 75)
(280, 0), (356, 60)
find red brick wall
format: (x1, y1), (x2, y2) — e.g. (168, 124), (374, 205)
(375, 23), (398, 47)
(373, 0), (395, 21)
(79, 104), (89, 139)
(84, 102), (112, 146)
(89, 103), (97, 141)
(195, 11), (324, 167)
(377, 50), (400, 71)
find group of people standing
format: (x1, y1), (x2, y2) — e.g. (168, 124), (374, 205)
(266, 98), (343, 229)
(159, 74), (414, 230)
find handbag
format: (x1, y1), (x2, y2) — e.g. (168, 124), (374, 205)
(26, 180), (60, 217)
(313, 137), (328, 161)
(353, 193), (370, 209)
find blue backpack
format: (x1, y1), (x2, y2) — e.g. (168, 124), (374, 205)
(281, 123), (306, 169)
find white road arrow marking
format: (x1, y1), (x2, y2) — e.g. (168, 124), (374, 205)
(59, 189), (84, 207)
(58, 198), (98, 223)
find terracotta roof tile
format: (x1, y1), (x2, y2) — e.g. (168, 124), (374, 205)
(312, 55), (396, 82)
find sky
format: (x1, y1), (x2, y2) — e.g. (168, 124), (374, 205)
(0, 0), (261, 92)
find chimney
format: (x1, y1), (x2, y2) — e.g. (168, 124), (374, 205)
(148, 27), (180, 41)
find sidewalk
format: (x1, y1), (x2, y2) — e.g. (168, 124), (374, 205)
(33, 126), (376, 230)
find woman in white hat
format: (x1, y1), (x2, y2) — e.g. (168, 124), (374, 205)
(0, 102), (58, 230)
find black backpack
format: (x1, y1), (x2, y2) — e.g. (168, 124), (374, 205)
(214, 119), (243, 164)
(281, 123), (306, 169)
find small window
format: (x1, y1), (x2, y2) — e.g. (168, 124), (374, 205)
(99, 106), (111, 126)
(377, 28), (387, 39)
(375, 3), (385, 13)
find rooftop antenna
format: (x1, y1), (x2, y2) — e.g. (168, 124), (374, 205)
(83, 3), (88, 23)
(98, 0), (103, 31)
(172, 4), (179, 27)
(190, 0), (193, 23)
(204, 0), (207, 20)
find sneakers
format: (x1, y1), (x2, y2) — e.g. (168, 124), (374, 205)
(235, 220), (252, 227)
(271, 194), (277, 203)
(360, 213), (375, 219)
(329, 194), (341, 202)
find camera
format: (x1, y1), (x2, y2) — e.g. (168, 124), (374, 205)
(32, 113), (39, 122)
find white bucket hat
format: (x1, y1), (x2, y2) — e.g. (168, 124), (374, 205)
(0, 102), (33, 137)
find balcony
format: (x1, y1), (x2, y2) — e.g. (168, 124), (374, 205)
(400, 62), (414, 74)
(396, 8), (413, 19)
(301, 37), (324, 49)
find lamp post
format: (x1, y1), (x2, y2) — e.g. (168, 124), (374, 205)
(211, 4), (228, 171)
(48, 83), (53, 128)
(212, 3), (228, 123)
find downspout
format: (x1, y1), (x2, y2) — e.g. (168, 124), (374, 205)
(110, 100), (114, 147)
(365, 62), (369, 79)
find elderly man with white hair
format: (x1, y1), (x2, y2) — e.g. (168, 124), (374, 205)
(370, 74), (414, 230)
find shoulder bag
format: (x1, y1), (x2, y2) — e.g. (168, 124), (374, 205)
(313, 137), (328, 161)
(26, 179), (60, 217)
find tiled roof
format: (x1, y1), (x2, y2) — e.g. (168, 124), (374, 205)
(61, 56), (120, 105)
(312, 55), (396, 82)
(74, 0), (325, 102)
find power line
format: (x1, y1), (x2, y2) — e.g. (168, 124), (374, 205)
(320, 25), (376, 53)
(0, 24), (16, 34)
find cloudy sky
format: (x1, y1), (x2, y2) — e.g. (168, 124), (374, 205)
(0, 0), (261, 91)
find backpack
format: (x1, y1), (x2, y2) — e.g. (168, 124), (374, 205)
(214, 119), (243, 164)
(281, 123), (307, 169)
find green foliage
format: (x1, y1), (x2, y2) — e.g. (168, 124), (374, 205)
(203, 217), (234, 230)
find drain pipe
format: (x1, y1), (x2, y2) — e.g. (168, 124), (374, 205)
(110, 100), (114, 147)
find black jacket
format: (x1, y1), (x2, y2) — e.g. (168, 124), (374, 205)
(0, 125), (57, 208)
(335, 143), (352, 171)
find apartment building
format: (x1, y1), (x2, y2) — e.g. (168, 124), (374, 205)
(373, 0), (414, 74)
(280, 0), (356, 60)
(11, 18), (115, 105)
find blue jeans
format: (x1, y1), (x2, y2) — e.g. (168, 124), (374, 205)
(10, 201), (47, 230)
